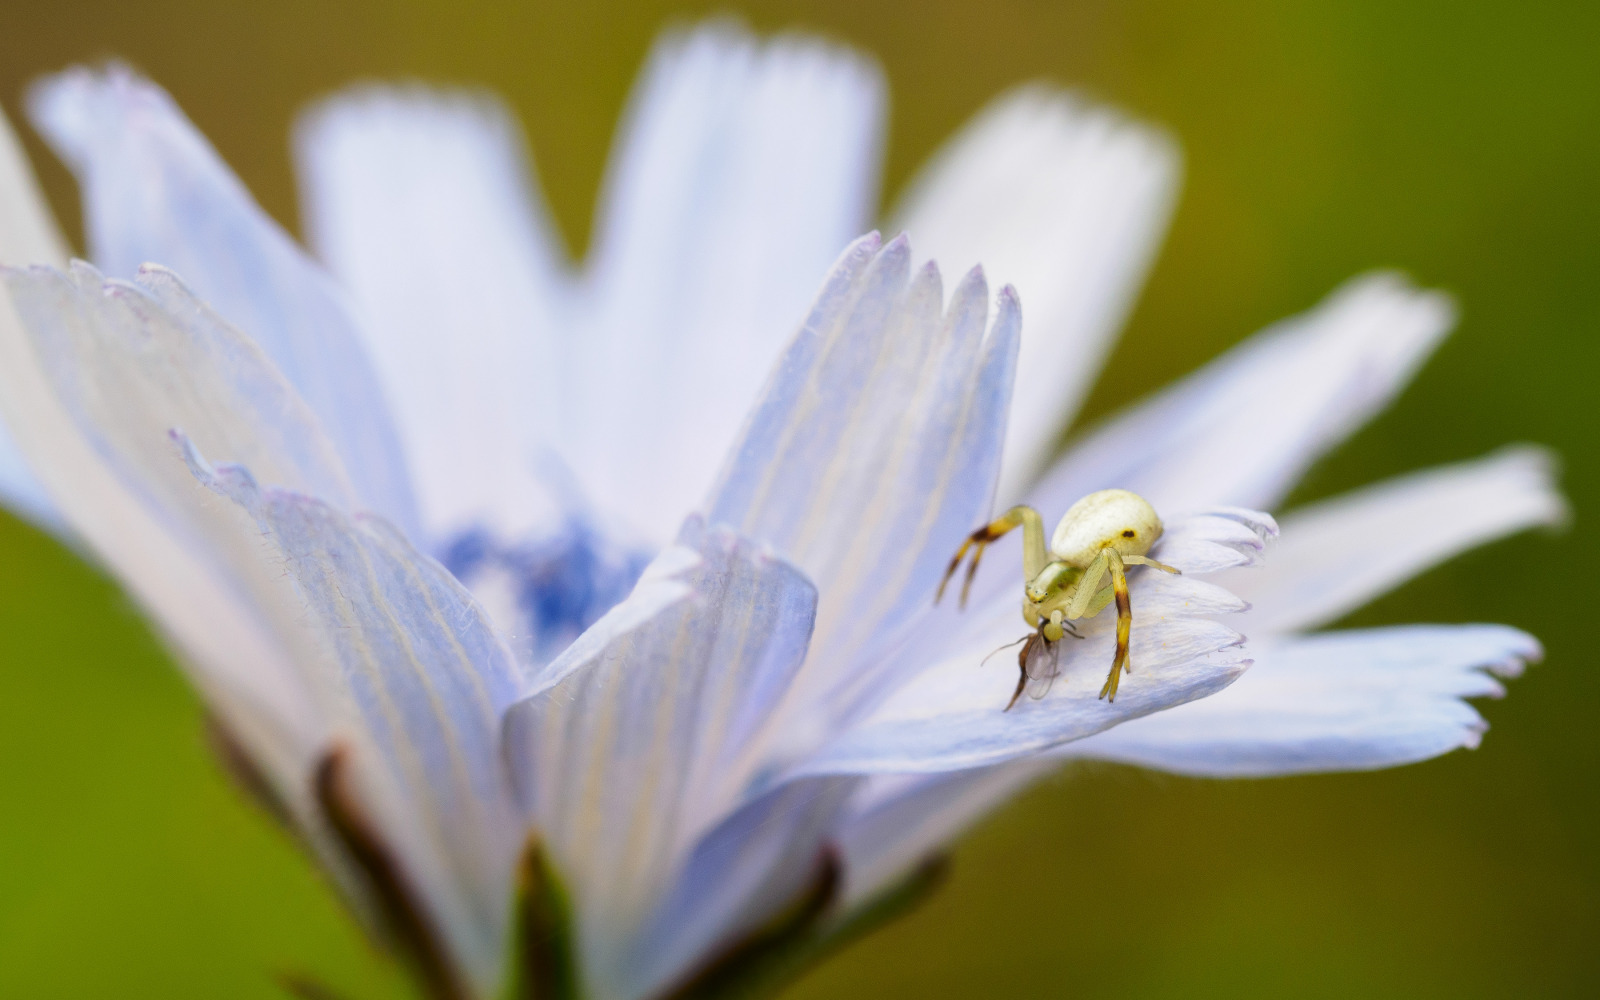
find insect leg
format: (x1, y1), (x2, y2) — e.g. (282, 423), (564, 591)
(1006, 632), (1042, 711)
(980, 634), (1031, 668)
(1098, 550), (1133, 702)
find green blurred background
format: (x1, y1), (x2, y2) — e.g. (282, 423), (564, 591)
(1, 1), (1596, 996)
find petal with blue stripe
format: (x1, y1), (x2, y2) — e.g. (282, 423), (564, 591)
(30, 66), (421, 539)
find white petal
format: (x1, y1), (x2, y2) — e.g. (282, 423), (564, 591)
(187, 447), (525, 993)
(0, 104), (69, 268)
(6, 267), (534, 973)
(891, 85), (1179, 500)
(11, 256), (525, 985)
(1063, 625), (1539, 777)
(9, 106), (532, 994)
(832, 616), (1538, 904)
(569, 23), (885, 542)
(0, 106), (70, 532)
(788, 511), (1267, 776)
(295, 87), (567, 544)
(4, 263), (349, 737)
(0, 417), (60, 533)
(0, 263), (344, 880)
(627, 775), (853, 998)
(1140, 508), (1280, 574)
(1032, 273), (1453, 516)
(1222, 448), (1567, 634)
(9, 264), (358, 507)
(29, 66), (422, 539)
(834, 761), (1049, 907)
(705, 233), (1021, 753)
(503, 518), (819, 1000)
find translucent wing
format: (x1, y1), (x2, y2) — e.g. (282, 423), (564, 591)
(1022, 631), (1062, 701)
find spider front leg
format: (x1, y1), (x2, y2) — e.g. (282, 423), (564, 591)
(937, 505), (1048, 609)
(1058, 548), (1135, 701)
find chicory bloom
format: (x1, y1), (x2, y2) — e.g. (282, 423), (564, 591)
(0, 21), (1562, 1000)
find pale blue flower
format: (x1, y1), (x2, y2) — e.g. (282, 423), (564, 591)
(0, 21), (1562, 1000)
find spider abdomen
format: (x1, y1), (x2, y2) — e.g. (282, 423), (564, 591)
(1050, 488), (1164, 567)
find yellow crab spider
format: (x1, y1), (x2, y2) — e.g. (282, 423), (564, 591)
(936, 489), (1180, 708)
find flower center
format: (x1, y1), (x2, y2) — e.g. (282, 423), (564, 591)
(442, 520), (653, 669)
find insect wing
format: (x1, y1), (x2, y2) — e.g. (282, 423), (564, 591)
(1022, 633), (1062, 701)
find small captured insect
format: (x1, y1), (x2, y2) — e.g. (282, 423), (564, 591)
(936, 489), (1180, 709)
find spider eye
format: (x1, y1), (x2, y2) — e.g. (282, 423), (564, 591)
(1121, 529), (1136, 538)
